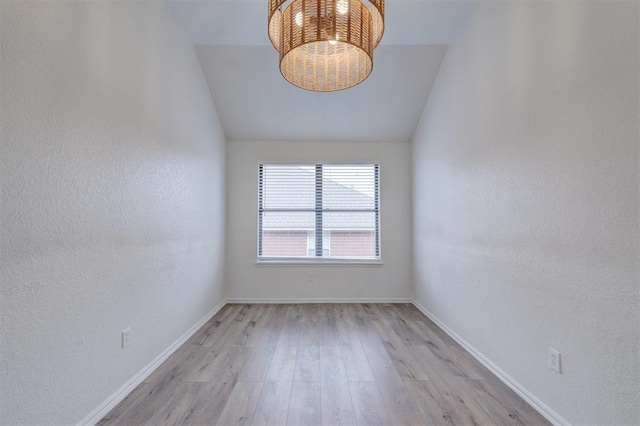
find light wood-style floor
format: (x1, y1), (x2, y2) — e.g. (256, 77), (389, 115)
(99, 304), (549, 425)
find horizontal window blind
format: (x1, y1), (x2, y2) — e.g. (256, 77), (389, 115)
(258, 164), (380, 260)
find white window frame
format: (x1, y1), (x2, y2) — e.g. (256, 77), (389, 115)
(257, 163), (381, 264)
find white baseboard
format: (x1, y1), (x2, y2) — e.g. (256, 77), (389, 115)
(411, 300), (570, 426)
(80, 298), (566, 426)
(78, 299), (227, 426)
(226, 297), (412, 304)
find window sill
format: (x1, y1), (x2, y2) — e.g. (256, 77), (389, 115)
(256, 258), (383, 267)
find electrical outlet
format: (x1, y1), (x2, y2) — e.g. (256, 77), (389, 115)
(306, 272), (314, 282)
(549, 348), (561, 373)
(122, 328), (131, 349)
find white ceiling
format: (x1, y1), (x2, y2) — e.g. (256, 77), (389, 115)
(167, 0), (477, 142)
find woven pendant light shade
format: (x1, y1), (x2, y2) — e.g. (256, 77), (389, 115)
(268, 0), (384, 92)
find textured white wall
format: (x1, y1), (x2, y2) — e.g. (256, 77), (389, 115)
(0, 2), (226, 424)
(412, 2), (639, 425)
(226, 141), (412, 301)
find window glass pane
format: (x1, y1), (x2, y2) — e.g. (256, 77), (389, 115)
(322, 165), (375, 210)
(323, 211), (376, 257)
(323, 211), (376, 230)
(262, 230), (315, 258)
(262, 211), (315, 230)
(263, 165), (315, 209)
(329, 231), (377, 257)
(258, 163), (379, 260)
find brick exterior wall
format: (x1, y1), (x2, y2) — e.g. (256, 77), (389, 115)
(262, 231), (308, 256)
(329, 231), (376, 257)
(262, 230), (376, 257)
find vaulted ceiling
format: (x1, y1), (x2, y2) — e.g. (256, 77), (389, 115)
(167, 0), (477, 142)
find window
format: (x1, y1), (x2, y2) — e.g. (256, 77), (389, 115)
(258, 164), (380, 261)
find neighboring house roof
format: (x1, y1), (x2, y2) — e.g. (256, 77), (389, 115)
(262, 166), (376, 230)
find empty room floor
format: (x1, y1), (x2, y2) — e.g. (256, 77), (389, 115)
(99, 304), (549, 425)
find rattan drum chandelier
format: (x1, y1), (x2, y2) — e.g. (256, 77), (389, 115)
(268, 0), (384, 91)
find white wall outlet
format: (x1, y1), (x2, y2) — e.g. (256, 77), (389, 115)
(122, 328), (131, 349)
(549, 348), (561, 373)
(306, 272), (314, 282)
